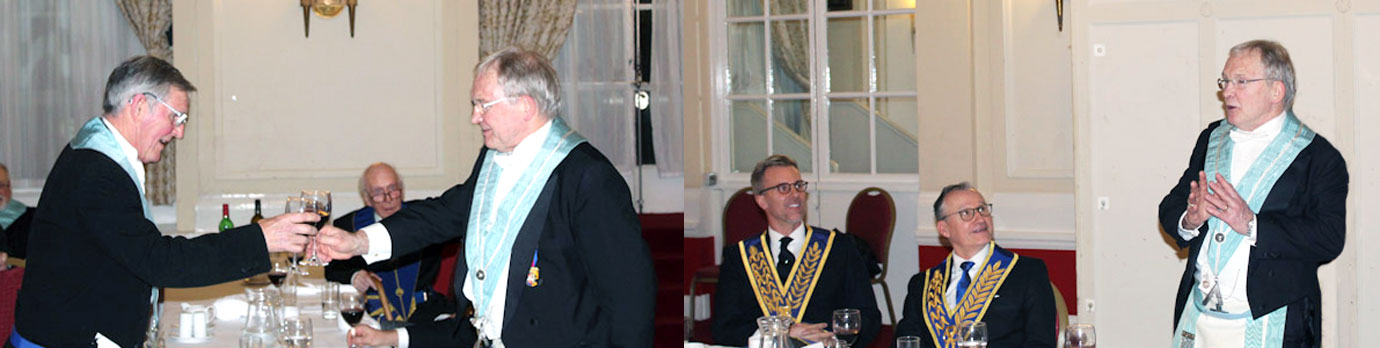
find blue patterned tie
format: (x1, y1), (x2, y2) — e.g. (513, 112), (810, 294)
(955, 261), (975, 306)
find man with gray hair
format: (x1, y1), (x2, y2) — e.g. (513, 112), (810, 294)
(713, 154), (881, 347)
(319, 47), (656, 348)
(11, 56), (319, 347)
(1160, 40), (1347, 347)
(0, 162), (35, 262)
(893, 182), (1054, 348)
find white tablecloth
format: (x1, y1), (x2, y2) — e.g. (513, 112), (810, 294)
(161, 279), (365, 348)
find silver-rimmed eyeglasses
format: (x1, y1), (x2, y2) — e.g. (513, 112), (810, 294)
(756, 180), (808, 195)
(142, 92), (188, 126)
(940, 203), (994, 222)
(472, 96), (515, 114)
(1216, 78), (1270, 91)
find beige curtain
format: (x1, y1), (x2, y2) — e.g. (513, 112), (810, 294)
(115, 0), (176, 205)
(770, 0), (810, 88)
(479, 0), (578, 59)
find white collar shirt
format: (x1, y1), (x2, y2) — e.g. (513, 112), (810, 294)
(101, 117), (146, 196)
(945, 244), (991, 309)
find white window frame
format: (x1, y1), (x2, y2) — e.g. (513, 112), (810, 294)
(709, 0), (920, 190)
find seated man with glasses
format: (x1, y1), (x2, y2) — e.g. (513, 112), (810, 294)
(325, 162), (454, 325)
(713, 154), (882, 347)
(893, 182), (1055, 348)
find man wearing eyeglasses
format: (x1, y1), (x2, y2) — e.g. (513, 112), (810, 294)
(1159, 40), (1347, 347)
(324, 162), (454, 325)
(893, 182), (1055, 348)
(11, 56), (319, 348)
(713, 154), (882, 348)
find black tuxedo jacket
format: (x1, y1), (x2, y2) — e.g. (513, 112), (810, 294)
(712, 227), (882, 348)
(1158, 120), (1347, 346)
(893, 245), (1056, 348)
(378, 143), (657, 347)
(13, 146), (269, 347)
(1, 206), (34, 257)
(325, 202), (451, 323)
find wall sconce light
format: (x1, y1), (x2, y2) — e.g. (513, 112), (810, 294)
(1056, 0), (1064, 31)
(299, 0), (359, 38)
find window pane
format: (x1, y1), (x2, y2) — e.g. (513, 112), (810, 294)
(772, 99), (812, 173)
(728, 22), (766, 95)
(727, 0), (763, 17)
(732, 100), (770, 173)
(829, 98), (871, 173)
(770, 0), (807, 15)
(826, 16), (867, 92)
(875, 0), (916, 10)
(876, 97), (918, 173)
(827, 0), (866, 11)
(770, 19), (810, 93)
(876, 14), (916, 92)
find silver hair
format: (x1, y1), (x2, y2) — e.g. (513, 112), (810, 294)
(749, 155), (799, 193)
(933, 182), (975, 222)
(102, 56), (196, 115)
(1229, 40), (1296, 111)
(474, 47), (562, 117)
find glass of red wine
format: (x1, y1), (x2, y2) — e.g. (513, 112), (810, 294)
(268, 260), (291, 289)
(340, 291), (366, 347)
(298, 190), (331, 267)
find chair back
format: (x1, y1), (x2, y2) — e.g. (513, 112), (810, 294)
(845, 187), (896, 278)
(1052, 281), (1070, 345)
(0, 266), (24, 341)
(722, 187), (767, 245)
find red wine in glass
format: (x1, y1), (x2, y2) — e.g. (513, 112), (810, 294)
(267, 271), (288, 287)
(341, 307), (366, 326)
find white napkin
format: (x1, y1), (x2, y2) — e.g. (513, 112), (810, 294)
(294, 281), (321, 296)
(213, 295), (248, 321)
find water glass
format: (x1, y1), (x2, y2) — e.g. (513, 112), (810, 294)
(956, 321), (988, 347)
(321, 282), (339, 320)
(1065, 323), (1096, 348)
(895, 336), (922, 348)
(280, 317), (312, 348)
(239, 334), (267, 348)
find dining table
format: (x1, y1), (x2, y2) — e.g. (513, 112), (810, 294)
(160, 276), (369, 348)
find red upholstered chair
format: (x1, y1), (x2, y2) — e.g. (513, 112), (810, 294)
(846, 187), (897, 325)
(0, 266), (24, 342)
(687, 187), (767, 338)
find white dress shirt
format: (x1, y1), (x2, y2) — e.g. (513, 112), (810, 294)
(944, 244), (991, 309)
(361, 121), (554, 348)
(1177, 112), (1285, 315)
(101, 117), (146, 195)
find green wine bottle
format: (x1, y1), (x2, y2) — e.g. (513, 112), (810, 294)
(219, 203), (234, 232)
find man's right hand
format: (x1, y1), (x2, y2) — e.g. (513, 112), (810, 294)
(1182, 170), (1212, 230)
(257, 212), (318, 253)
(316, 225), (369, 263)
(787, 322), (833, 344)
(347, 325), (399, 347)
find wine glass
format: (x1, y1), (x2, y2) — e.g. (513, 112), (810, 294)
(1065, 323), (1096, 348)
(298, 190), (331, 267)
(831, 308), (861, 347)
(340, 292), (366, 347)
(283, 197), (307, 273)
(268, 260), (291, 289)
(279, 317), (312, 348)
(956, 321), (988, 347)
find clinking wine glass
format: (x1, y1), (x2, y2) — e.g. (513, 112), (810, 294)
(831, 308), (861, 347)
(298, 190), (331, 267)
(1065, 323), (1096, 348)
(283, 197), (308, 274)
